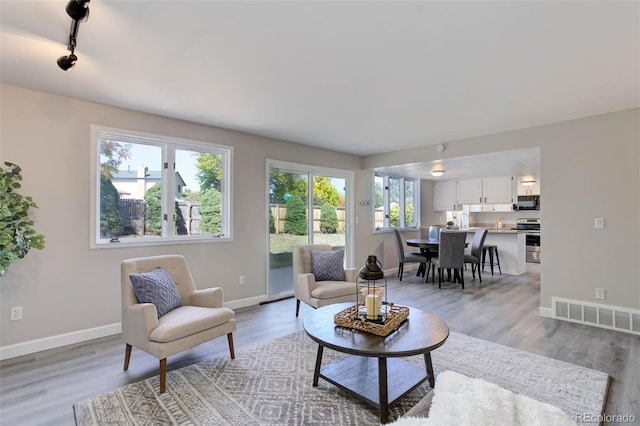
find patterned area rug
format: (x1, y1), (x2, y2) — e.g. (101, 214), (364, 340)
(74, 330), (610, 425)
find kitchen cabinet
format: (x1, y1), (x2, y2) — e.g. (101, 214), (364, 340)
(456, 178), (483, 204)
(517, 179), (540, 196)
(483, 176), (515, 204)
(435, 176), (514, 210)
(434, 180), (457, 211)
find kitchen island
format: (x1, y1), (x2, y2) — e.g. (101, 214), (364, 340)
(464, 228), (526, 275)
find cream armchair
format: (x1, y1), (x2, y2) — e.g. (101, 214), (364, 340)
(121, 255), (236, 393)
(293, 244), (358, 316)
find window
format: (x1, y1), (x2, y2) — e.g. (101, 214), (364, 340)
(90, 126), (232, 247)
(374, 174), (419, 231)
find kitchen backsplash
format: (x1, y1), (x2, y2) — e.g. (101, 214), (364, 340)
(470, 210), (540, 227)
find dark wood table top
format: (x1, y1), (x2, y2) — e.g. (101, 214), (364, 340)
(303, 303), (449, 358)
(405, 238), (440, 248)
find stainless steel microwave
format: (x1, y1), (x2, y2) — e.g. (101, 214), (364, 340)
(516, 195), (540, 210)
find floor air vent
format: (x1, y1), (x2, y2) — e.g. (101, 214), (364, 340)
(552, 297), (640, 336)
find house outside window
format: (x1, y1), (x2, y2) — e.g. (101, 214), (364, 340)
(374, 174), (419, 231)
(90, 126), (232, 247)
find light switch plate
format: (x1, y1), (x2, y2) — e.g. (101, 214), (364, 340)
(594, 218), (604, 229)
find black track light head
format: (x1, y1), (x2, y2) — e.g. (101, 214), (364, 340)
(58, 0), (90, 71)
(66, 0), (90, 22)
(57, 53), (78, 71)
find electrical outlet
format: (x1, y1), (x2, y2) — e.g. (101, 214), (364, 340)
(239, 275), (245, 285)
(10, 306), (23, 321)
(594, 218), (604, 229)
(595, 288), (606, 300)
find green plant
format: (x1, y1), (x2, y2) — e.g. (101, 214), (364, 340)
(144, 183), (163, 235)
(100, 175), (124, 238)
(0, 162), (45, 275)
(320, 202), (338, 233)
(284, 195), (307, 235)
(199, 188), (222, 234)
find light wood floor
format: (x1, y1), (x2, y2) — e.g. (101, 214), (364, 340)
(1, 264), (638, 425)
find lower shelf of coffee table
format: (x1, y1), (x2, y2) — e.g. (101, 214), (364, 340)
(318, 355), (428, 408)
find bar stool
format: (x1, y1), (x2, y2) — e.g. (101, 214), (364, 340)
(482, 245), (502, 275)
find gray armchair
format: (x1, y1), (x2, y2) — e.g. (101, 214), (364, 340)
(121, 255), (236, 393)
(293, 244), (358, 316)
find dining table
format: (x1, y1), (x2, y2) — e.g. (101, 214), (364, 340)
(405, 238), (467, 283)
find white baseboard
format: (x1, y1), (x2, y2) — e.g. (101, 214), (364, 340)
(0, 296), (263, 361)
(0, 322), (122, 361)
(538, 306), (553, 318)
(224, 295), (267, 310)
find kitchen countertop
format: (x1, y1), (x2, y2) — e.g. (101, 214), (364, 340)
(462, 227), (519, 234)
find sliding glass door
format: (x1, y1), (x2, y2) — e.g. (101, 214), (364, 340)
(267, 160), (353, 300)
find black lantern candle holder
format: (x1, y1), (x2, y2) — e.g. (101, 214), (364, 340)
(357, 255), (388, 323)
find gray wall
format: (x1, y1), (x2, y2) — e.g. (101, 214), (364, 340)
(1, 84), (638, 355)
(0, 84), (365, 348)
(369, 108), (640, 312)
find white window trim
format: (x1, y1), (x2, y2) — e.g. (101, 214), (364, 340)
(373, 174), (420, 233)
(89, 125), (233, 249)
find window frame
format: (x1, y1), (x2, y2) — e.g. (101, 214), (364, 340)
(89, 125), (233, 249)
(373, 173), (420, 232)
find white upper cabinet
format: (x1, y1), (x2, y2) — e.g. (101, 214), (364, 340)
(436, 176), (514, 211)
(434, 180), (457, 211)
(456, 178), (483, 204)
(482, 176), (515, 204)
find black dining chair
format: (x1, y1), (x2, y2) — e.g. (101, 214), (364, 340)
(464, 229), (488, 282)
(430, 231), (467, 289)
(393, 228), (430, 281)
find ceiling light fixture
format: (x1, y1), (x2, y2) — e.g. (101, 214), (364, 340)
(431, 170), (445, 177)
(57, 0), (91, 71)
(522, 179), (536, 186)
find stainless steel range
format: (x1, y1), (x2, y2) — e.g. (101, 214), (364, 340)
(513, 218), (541, 263)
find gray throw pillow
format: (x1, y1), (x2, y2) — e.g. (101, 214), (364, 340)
(311, 249), (345, 281)
(129, 268), (182, 318)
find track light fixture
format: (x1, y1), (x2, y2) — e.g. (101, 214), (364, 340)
(66, 0), (90, 22)
(57, 0), (91, 71)
(57, 53), (78, 71)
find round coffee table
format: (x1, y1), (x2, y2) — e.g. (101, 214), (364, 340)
(303, 303), (449, 424)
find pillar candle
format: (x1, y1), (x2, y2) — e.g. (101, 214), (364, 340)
(366, 294), (379, 319)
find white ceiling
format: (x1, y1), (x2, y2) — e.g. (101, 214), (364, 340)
(1, 1), (638, 178)
(376, 146), (541, 181)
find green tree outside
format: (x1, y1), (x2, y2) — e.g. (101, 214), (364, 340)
(270, 172), (307, 204)
(144, 183), (162, 235)
(284, 195), (307, 235)
(313, 176), (342, 207)
(199, 188), (222, 234)
(100, 177), (124, 237)
(374, 179), (384, 208)
(99, 140), (130, 237)
(320, 202), (338, 233)
(195, 153), (222, 192)
(389, 203), (414, 228)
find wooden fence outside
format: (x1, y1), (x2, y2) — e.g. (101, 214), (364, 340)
(119, 200), (355, 236)
(271, 203), (346, 233)
(119, 199), (202, 236)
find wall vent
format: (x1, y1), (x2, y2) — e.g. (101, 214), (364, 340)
(552, 297), (640, 336)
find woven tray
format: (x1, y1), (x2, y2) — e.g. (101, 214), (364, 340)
(334, 303), (409, 336)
